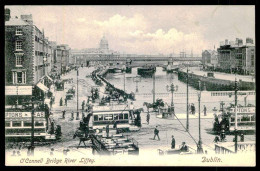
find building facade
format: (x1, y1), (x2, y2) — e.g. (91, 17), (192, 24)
(202, 50), (218, 68)
(217, 38), (255, 75)
(54, 44), (71, 74)
(5, 9), (54, 107)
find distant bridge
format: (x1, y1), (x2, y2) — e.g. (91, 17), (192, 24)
(72, 55), (202, 62)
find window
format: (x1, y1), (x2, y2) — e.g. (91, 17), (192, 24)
(16, 41), (22, 51)
(113, 114), (119, 120)
(13, 71), (26, 84)
(12, 121), (22, 127)
(5, 121), (11, 127)
(119, 113), (123, 120)
(98, 115), (103, 121)
(16, 55), (23, 66)
(16, 27), (22, 35)
(124, 113), (128, 120)
(35, 121), (44, 127)
(23, 121), (32, 127)
(94, 115), (98, 121)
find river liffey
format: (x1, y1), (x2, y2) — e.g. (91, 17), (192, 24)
(105, 67), (255, 114)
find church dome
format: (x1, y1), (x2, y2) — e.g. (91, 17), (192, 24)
(99, 36), (109, 51)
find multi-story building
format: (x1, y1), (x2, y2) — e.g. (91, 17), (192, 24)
(71, 36), (120, 66)
(217, 38), (255, 75)
(5, 9), (54, 107)
(54, 44), (71, 74)
(202, 50), (218, 68)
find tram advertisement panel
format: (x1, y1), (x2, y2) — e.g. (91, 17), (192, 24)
(5, 112), (45, 118)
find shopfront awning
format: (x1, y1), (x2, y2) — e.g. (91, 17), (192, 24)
(36, 82), (49, 93)
(46, 75), (53, 82)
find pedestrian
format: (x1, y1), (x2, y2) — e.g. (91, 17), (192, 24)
(191, 104), (195, 115)
(240, 133), (244, 142)
(153, 126), (160, 140)
(82, 100), (85, 111)
(50, 121), (55, 134)
(82, 112), (85, 119)
(71, 111), (74, 120)
(180, 142), (188, 152)
(220, 129), (226, 142)
(60, 98), (63, 106)
(65, 98), (67, 106)
(50, 148), (54, 156)
(106, 124), (110, 137)
(213, 135), (220, 143)
(50, 99), (53, 109)
(203, 105), (207, 116)
(62, 110), (66, 119)
(146, 112), (150, 125)
(171, 136), (176, 149)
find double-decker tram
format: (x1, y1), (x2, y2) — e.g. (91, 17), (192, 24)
(213, 105), (255, 134)
(5, 110), (57, 141)
(228, 106), (255, 131)
(91, 104), (141, 132)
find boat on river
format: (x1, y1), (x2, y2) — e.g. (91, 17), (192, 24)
(137, 65), (156, 76)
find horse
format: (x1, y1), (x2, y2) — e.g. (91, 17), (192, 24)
(73, 128), (90, 149)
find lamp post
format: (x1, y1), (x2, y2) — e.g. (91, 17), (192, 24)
(76, 68), (79, 120)
(186, 66), (189, 131)
(122, 65), (126, 92)
(133, 76), (141, 93)
(166, 83), (178, 107)
(43, 55), (47, 76)
(234, 77), (238, 153)
(197, 80), (203, 154)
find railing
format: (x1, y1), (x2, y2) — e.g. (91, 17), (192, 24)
(215, 141), (255, 154)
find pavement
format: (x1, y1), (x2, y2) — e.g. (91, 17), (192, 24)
(182, 68), (255, 83)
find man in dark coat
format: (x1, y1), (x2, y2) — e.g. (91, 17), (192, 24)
(153, 126), (160, 140)
(171, 136), (176, 149)
(106, 124), (110, 137)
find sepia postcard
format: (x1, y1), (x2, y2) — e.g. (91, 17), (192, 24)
(4, 5), (255, 166)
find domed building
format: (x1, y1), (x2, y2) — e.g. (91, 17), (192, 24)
(99, 36), (109, 52)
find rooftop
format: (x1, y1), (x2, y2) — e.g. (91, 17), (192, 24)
(5, 18), (29, 26)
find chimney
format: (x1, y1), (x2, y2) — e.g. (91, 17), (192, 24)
(225, 39), (229, 45)
(246, 37), (253, 44)
(20, 14), (33, 25)
(5, 8), (11, 22)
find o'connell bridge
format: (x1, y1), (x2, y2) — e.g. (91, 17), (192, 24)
(72, 54), (202, 67)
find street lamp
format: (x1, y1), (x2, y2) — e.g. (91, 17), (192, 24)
(122, 65), (126, 93)
(76, 68), (79, 120)
(166, 83), (178, 107)
(133, 75), (141, 93)
(197, 80), (203, 154)
(43, 55), (47, 76)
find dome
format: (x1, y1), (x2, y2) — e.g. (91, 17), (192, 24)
(99, 36), (109, 51)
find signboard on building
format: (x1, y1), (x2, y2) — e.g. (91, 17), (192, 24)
(229, 107), (255, 114)
(5, 86), (32, 95)
(5, 112), (45, 118)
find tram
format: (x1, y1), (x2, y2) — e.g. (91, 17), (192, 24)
(91, 105), (141, 132)
(5, 110), (58, 141)
(213, 105), (255, 133)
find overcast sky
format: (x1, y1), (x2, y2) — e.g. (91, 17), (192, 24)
(6, 5), (255, 55)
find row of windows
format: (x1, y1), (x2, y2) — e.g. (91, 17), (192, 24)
(93, 113), (129, 121)
(5, 121), (45, 128)
(16, 55), (23, 66)
(230, 115), (255, 123)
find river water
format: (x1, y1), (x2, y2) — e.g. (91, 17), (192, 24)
(105, 67), (255, 114)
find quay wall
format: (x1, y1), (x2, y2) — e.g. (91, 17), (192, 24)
(178, 70), (255, 91)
